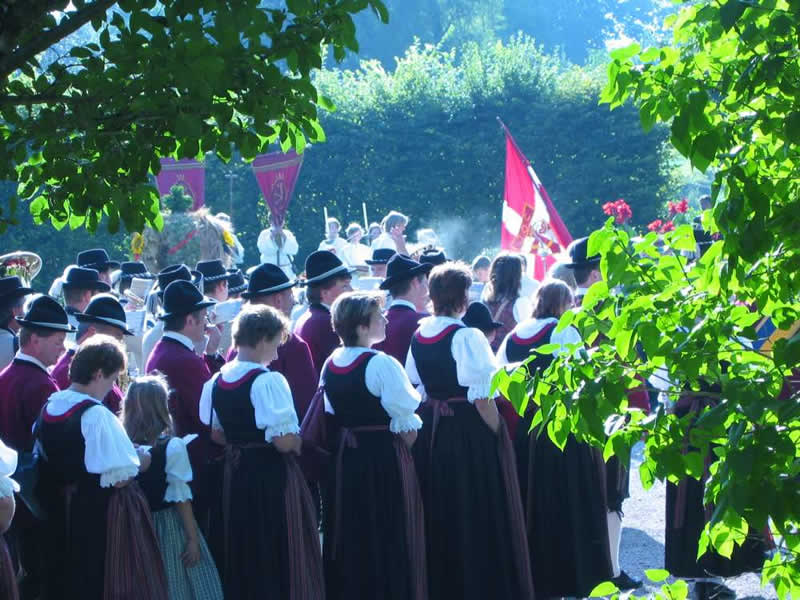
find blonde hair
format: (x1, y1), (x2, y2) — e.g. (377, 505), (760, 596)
(533, 280), (574, 319)
(546, 261), (577, 290)
(232, 304), (289, 349)
(331, 292), (382, 346)
(122, 375), (172, 445)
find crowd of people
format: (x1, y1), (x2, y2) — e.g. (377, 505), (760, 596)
(0, 208), (767, 600)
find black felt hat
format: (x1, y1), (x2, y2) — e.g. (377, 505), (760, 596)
(564, 237), (600, 269)
(0, 276), (34, 303)
(77, 248), (120, 272)
(119, 261), (154, 280)
(195, 260), (234, 283)
(419, 248), (447, 267)
(156, 264), (202, 298)
(242, 264), (296, 299)
(76, 293), (133, 335)
(227, 269), (248, 295)
(379, 254), (433, 290)
(365, 248), (396, 265)
(158, 280), (215, 320)
(16, 294), (76, 332)
(61, 266), (111, 292)
(304, 251), (356, 285)
(462, 301), (503, 331)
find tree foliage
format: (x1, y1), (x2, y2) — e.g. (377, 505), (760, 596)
(0, 0), (387, 234)
(499, 1), (800, 597)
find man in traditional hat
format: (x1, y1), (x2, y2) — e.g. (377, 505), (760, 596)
(366, 248), (396, 279)
(0, 294), (74, 599)
(372, 254), (432, 364)
(50, 294), (133, 415)
(231, 264), (319, 419)
(418, 247), (447, 267)
(61, 266), (111, 335)
(196, 259), (233, 303)
(564, 236), (642, 592)
(116, 261), (155, 296)
(295, 251), (354, 374)
(227, 269), (247, 300)
(145, 280), (223, 526)
(0, 276), (34, 370)
(77, 248), (120, 286)
(318, 217), (348, 256)
(141, 264), (205, 366)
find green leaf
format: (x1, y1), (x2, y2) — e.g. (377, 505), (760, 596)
(609, 43), (641, 62)
(784, 112), (800, 145)
(720, 0), (747, 31)
(645, 568), (670, 583)
(589, 581), (619, 597)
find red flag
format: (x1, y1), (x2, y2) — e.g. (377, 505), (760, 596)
(155, 158), (206, 210)
(252, 150), (304, 228)
(499, 121), (572, 280)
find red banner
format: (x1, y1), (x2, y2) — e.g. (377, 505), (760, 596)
(499, 121), (572, 280)
(155, 158), (206, 210)
(252, 150), (304, 227)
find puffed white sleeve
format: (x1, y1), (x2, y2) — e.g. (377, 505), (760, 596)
(513, 296), (533, 323)
(284, 230), (299, 255)
(251, 372), (300, 442)
(496, 332), (512, 367)
(0, 439), (19, 499)
(452, 328), (500, 402)
(81, 406), (140, 488)
(257, 229), (273, 258)
(365, 353), (422, 433)
(404, 346), (427, 399)
(199, 374), (221, 429)
(164, 435), (196, 503)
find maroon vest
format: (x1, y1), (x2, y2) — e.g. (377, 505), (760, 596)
(373, 304), (426, 365)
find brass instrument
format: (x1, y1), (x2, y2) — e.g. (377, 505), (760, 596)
(0, 251), (42, 287)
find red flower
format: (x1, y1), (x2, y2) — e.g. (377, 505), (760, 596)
(660, 220), (675, 232)
(603, 199), (633, 224)
(602, 202), (616, 216)
(668, 199), (689, 215)
(648, 219), (663, 232)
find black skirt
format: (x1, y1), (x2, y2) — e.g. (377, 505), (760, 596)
(523, 429), (614, 598)
(221, 444), (323, 600)
(323, 429), (426, 600)
(665, 476), (766, 578)
(414, 401), (534, 600)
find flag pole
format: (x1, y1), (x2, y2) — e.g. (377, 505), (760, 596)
(362, 202), (369, 231)
(323, 206), (329, 230)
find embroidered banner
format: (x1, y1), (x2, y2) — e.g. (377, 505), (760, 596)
(252, 150), (305, 227)
(155, 158), (206, 209)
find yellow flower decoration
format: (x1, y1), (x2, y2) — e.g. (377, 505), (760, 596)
(222, 229), (235, 247)
(131, 233), (145, 255)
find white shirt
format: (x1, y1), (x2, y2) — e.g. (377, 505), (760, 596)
(43, 390), (140, 487)
(405, 316), (499, 402)
(141, 320), (164, 367)
(146, 435), (196, 503)
(0, 438), (19, 499)
(257, 228), (299, 278)
(15, 351), (48, 373)
(323, 347), (422, 433)
(496, 317), (582, 366)
(199, 360), (300, 442)
(318, 237), (348, 257)
(0, 329), (15, 371)
(341, 242), (371, 269)
(371, 232), (397, 251)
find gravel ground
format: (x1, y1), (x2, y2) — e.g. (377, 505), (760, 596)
(620, 442), (776, 599)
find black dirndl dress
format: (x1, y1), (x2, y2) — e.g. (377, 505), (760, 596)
(211, 367), (323, 600)
(321, 352), (426, 600)
(505, 323), (614, 598)
(410, 324), (534, 600)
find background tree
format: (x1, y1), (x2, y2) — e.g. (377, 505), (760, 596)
(499, 1), (800, 597)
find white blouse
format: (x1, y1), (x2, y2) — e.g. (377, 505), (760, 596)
(199, 360), (300, 443)
(163, 435), (196, 503)
(496, 317), (583, 367)
(44, 390), (140, 488)
(405, 316), (499, 403)
(324, 347), (422, 433)
(0, 439), (19, 499)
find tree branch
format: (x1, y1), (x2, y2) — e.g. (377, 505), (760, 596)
(0, 0), (118, 81)
(0, 93), (89, 106)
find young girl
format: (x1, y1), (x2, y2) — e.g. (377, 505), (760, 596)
(199, 304), (323, 599)
(123, 376), (223, 600)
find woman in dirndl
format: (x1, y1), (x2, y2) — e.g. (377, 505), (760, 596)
(199, 304), (323, 600)
(497, 279), (614, 599)
(320, 292), (426, 600)
(123, 375), (223, 600)
(37, 334), (167, 600)
(481, 252), (532, 352)
(0, 437), (19, 600)
(407, 262), (534, 600)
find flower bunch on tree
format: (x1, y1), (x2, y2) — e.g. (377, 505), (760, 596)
(602, 199), (633, 225)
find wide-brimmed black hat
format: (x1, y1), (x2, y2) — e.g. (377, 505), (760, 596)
(195, 260), (234, 283)
(462, 301), (503, 331)
(61, 266), (111, 292)
(119, 261), (155, 280)
(227, 269), (248, 295)
(242, 264), (296, 299)
(0, 276), (34, 303)
(16, 294), (76, 332)
(76, 294), (133, 335)
(158, 280), (215, 320)
(304, 251), (356, 285)
(564, 237), (600, 269)
(419, 248), (447, 267)
(156, 264), (202, 298)
(365, 248), (396, 265)
(380, 254), (433, 290)
(77, 248), (119, 272)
